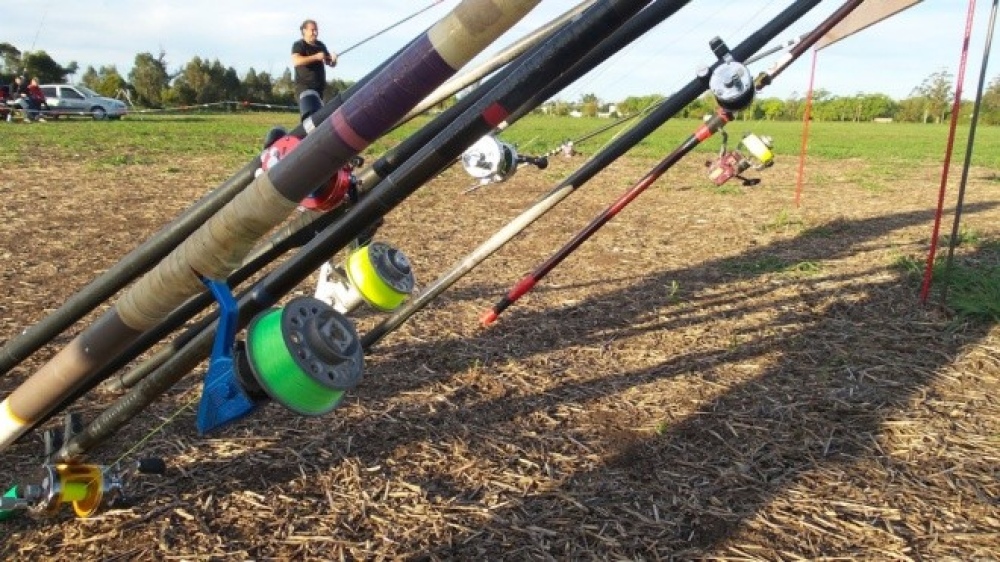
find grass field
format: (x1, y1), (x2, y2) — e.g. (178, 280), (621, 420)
(6, 112), (1000, 169)
(1, 111), (999, 560)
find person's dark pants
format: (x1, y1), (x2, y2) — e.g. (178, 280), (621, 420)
(298, 89), (323, 122)
(22, 98), (41, 121)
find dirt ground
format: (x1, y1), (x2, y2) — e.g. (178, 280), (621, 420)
(0, 148), (998, 561)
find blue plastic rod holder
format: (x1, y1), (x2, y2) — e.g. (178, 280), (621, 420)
(196, 278), (258, 435)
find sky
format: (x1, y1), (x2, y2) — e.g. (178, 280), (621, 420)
(2, 1), (998, 103)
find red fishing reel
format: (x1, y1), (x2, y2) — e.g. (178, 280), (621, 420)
(300, 160), (361, 212)
(705, 129), (774, 187)
(257, 132), (361, 212)
(707, 151), (753, 186)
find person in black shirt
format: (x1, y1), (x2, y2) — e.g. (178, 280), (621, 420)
(291, 19), (337, 121)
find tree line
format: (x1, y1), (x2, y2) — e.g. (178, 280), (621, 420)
(0, 44), (352, 109)
(540, 70), (1000, 125)
(3, 43), (1000, 124)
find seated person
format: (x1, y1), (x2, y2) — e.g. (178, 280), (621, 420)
(26, 77), (48, 120)
(9, 76), (43, 122)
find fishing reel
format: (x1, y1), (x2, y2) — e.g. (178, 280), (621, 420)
(314, 242), (416, 314)
(558, 139), (577, 158)
(0, 459), (166, 519)
(706, 129), (774, 187)
(197, 278), (367, 434)
(300, 154), (364, 212)
(698, 37), (755, 113)
(460, 134), (548, 191)
(256, 127), (362, 212)
(0, 414), (165, 520)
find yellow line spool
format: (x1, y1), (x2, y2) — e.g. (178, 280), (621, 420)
(344, 243), (414, 311)
(52, 464), (105, 518)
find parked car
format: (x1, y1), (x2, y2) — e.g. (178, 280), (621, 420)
(37, 84), (127, 120)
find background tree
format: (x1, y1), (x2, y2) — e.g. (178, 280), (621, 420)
(783, 92), (804, 121)
(272, 68), (295, 106)
(617, 94), (663, 116)
(896, 96), (926, 123)
(912, 68), (954, 123)
(21, 50), (71, 83)
(580, 92), (599, 118)
(680, 92), (718, 119)
(326, 77), (354, 98)
(551, 99), (571, 116)
(212, 60), (241, 102)
(0, 42), (21, 83)
(981, 74), (1000, 125)
(169, 56), (212, 105)
(242, 68), (273, 103)
(129, 51), (170, 107)
(80, 65), (126, 96)
(759, 97), (784, 120)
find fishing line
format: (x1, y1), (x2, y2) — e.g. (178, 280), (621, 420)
(551, 0), (787, 159)
(339, 0), (449, 56)
(98, 388), (199, 480)
(559, 0), (782, 106)
(29, 5), (49, 52)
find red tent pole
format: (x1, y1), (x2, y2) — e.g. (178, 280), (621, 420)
(794, 48), (818, 208)
(919, 0), (977, 304)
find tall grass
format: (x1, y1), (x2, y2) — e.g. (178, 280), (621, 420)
(894, 240), (1000, 323)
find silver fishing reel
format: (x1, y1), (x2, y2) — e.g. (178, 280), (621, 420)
(460, 134), (548, 190)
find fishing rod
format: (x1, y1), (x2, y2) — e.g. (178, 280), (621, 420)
(395, 0), (600, 128)
(245, 0), (598, 267)
(547, 32), (805, 158)
(0, 0), (543, 454)
(339, 0), (448, 56)
(357, 1), (683, 191)
(102, 0), (592, 392)
(374, 0), (703, 195)
(3, 0), (548, 386)
(456, 0), (726, 191)
(482, 0), (865, 326)
(51, 0), (665, 464)
(80, 1), (595, 403)
(12, 1), (599, 448)
(361, 0), (823, 349)
(6, 27), (439, 446)
(0, 32), (426, 379)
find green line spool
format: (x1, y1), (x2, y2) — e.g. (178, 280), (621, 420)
(243, 296), (364, 416)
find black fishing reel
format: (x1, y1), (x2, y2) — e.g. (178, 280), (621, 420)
(698, 37), (755, 113)
(706, 129), (774, 187)
(460, 134), (548, 192)
(257, 127), (363, 212)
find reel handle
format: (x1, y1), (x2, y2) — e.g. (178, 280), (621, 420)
(517, 154), (548, 170)
(135, 458), (167, 476)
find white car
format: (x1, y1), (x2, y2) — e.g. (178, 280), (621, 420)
(38, 84), (127, 120)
